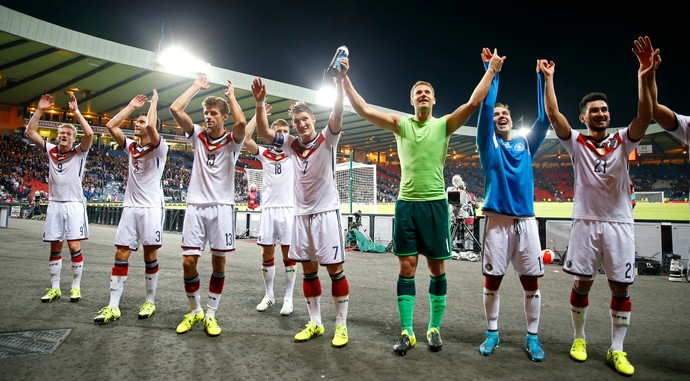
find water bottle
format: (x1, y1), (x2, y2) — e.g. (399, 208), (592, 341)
(326, 45), (349, 77)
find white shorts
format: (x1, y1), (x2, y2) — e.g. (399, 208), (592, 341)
(114, 206), (165, 250)
(289, 210), (345, 265)
(564, 219), (635, 284)
(181, 204), (236, 254)
(482, 214), (543, 277)
(258, 207), (293, 246)
(43, 201), (89, 242)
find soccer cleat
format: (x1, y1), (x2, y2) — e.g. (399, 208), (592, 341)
(332, 324), (349, 348)
(569, 338), (587, 362)
(294, 321), (325, 342)
(176, 311), (204, 334)
(69, 287), (81, 302)
(41, 288), (61, 303)
(203, 317), (222, 337)
(479, 330), (500, 356)
(280, 300), (294, 316)
(256, 296), (275, 312)
(392, 329), (416, 356)
(426, 327), (443, 352)
(94, 306), (121, 324)
(138, 301), (156, 319)
(525, 333), (544, 362)
(606, 349), (635, 376)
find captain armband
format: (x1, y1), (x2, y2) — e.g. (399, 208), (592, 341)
(272, 132), (286, 148)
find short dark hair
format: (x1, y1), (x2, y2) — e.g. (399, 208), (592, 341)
(203, 96), (229, 115)
(288, 102), (314, 120)
(579, 92), (608, 114)
(138, 113), (162, 131)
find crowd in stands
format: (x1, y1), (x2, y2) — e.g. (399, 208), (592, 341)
(1, 133), (689, 204)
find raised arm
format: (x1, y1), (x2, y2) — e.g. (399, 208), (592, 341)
(539, 60), (572, 140)
(225, 80), (247, 144)
(26, 94), (53, 149)
(629, 35), (655, 141)
(327, 57), (347, 135)
(476, 48), (500, 155)
(446, 48), (505, 134)
(251, 77), (275, 146)
(343, 57), (401, 133)
(169, 75), (210, 135)
(147, 89), (161, 146)
(244, 103), (271, 156)
(106, 94), (146, 147)
(69, 94), (94, 152)
(637, 37), (675, 130)
(529, 60), (550, 151)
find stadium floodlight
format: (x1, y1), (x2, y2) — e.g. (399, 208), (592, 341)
(315, 84), (351, 108)
(156, 47), (210, 76)
(517, 127), (531, 136)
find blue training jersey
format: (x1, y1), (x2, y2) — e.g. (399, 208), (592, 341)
(476, 63), (549, 217)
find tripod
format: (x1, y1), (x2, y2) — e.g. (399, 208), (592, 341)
(450, 218), (481, 252)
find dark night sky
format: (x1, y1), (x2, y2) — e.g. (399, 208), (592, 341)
(4, 1), (689, 127)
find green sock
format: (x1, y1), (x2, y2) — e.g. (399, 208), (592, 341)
(428, 274), (447, 331)
(397, 275), (415, 334)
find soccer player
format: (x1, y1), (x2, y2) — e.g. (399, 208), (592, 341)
(26, 93), (94, 304)
(538, 36), (656, 376)
(643, 36), (689, 282)
(342, 48), (505, 355)
(252, 61), (349, 348)
(169, 75), (247, 337)
(94, 90), (168, 324)
(475, 53), (550, 361)
(244, 107), (297, 316)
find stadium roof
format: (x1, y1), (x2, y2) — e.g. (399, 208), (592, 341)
(0, 5), (686, 162)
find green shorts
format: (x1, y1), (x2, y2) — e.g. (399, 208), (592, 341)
(393, 199), (451, 260)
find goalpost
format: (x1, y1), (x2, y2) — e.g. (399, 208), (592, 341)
(336, 161), (377, 214)
(636, 191), (665, 203)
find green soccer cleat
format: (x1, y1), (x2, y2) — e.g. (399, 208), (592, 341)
(393, 329), (416, 356)
(94, 306), (121, 324)
(294, 321), (325, 342)
(332, 324), (348, 348)
(426, 327), (443, 352)
(69, 287), (81, 302)
(606, 349), (634, 376)
(138, 301), (156, 319)
(176, 311), (204, 334)
(569, 338), (587, 362)
(203, 316), (222, 337)
(41, 288), (61, 303)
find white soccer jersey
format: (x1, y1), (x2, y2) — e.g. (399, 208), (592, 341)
(669, 113), (690, 214)
(256, 146), (293, 208)
(560, 128), (639, 223)
(122, 137), (169, 207)
(45, 142), (88, 202)
(186, 124), (243, 205)
(280, 127), (340, 215)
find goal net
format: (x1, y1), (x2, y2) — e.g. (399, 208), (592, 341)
(245, 168), (263, 191)
(244, 162), (378, 213)
(336, 161), (377, 213)
(636, 191), (665, 203)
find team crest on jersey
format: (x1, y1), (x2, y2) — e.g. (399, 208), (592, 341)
(49, 147), (78, 162)
(578, 133), (622, 157)
(291, 134), (324, 159)
(128, 141), (156, 158)
(263, 148), (287, 161)
(198, 130), (232, 151)
(513, 142), (526, 152)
